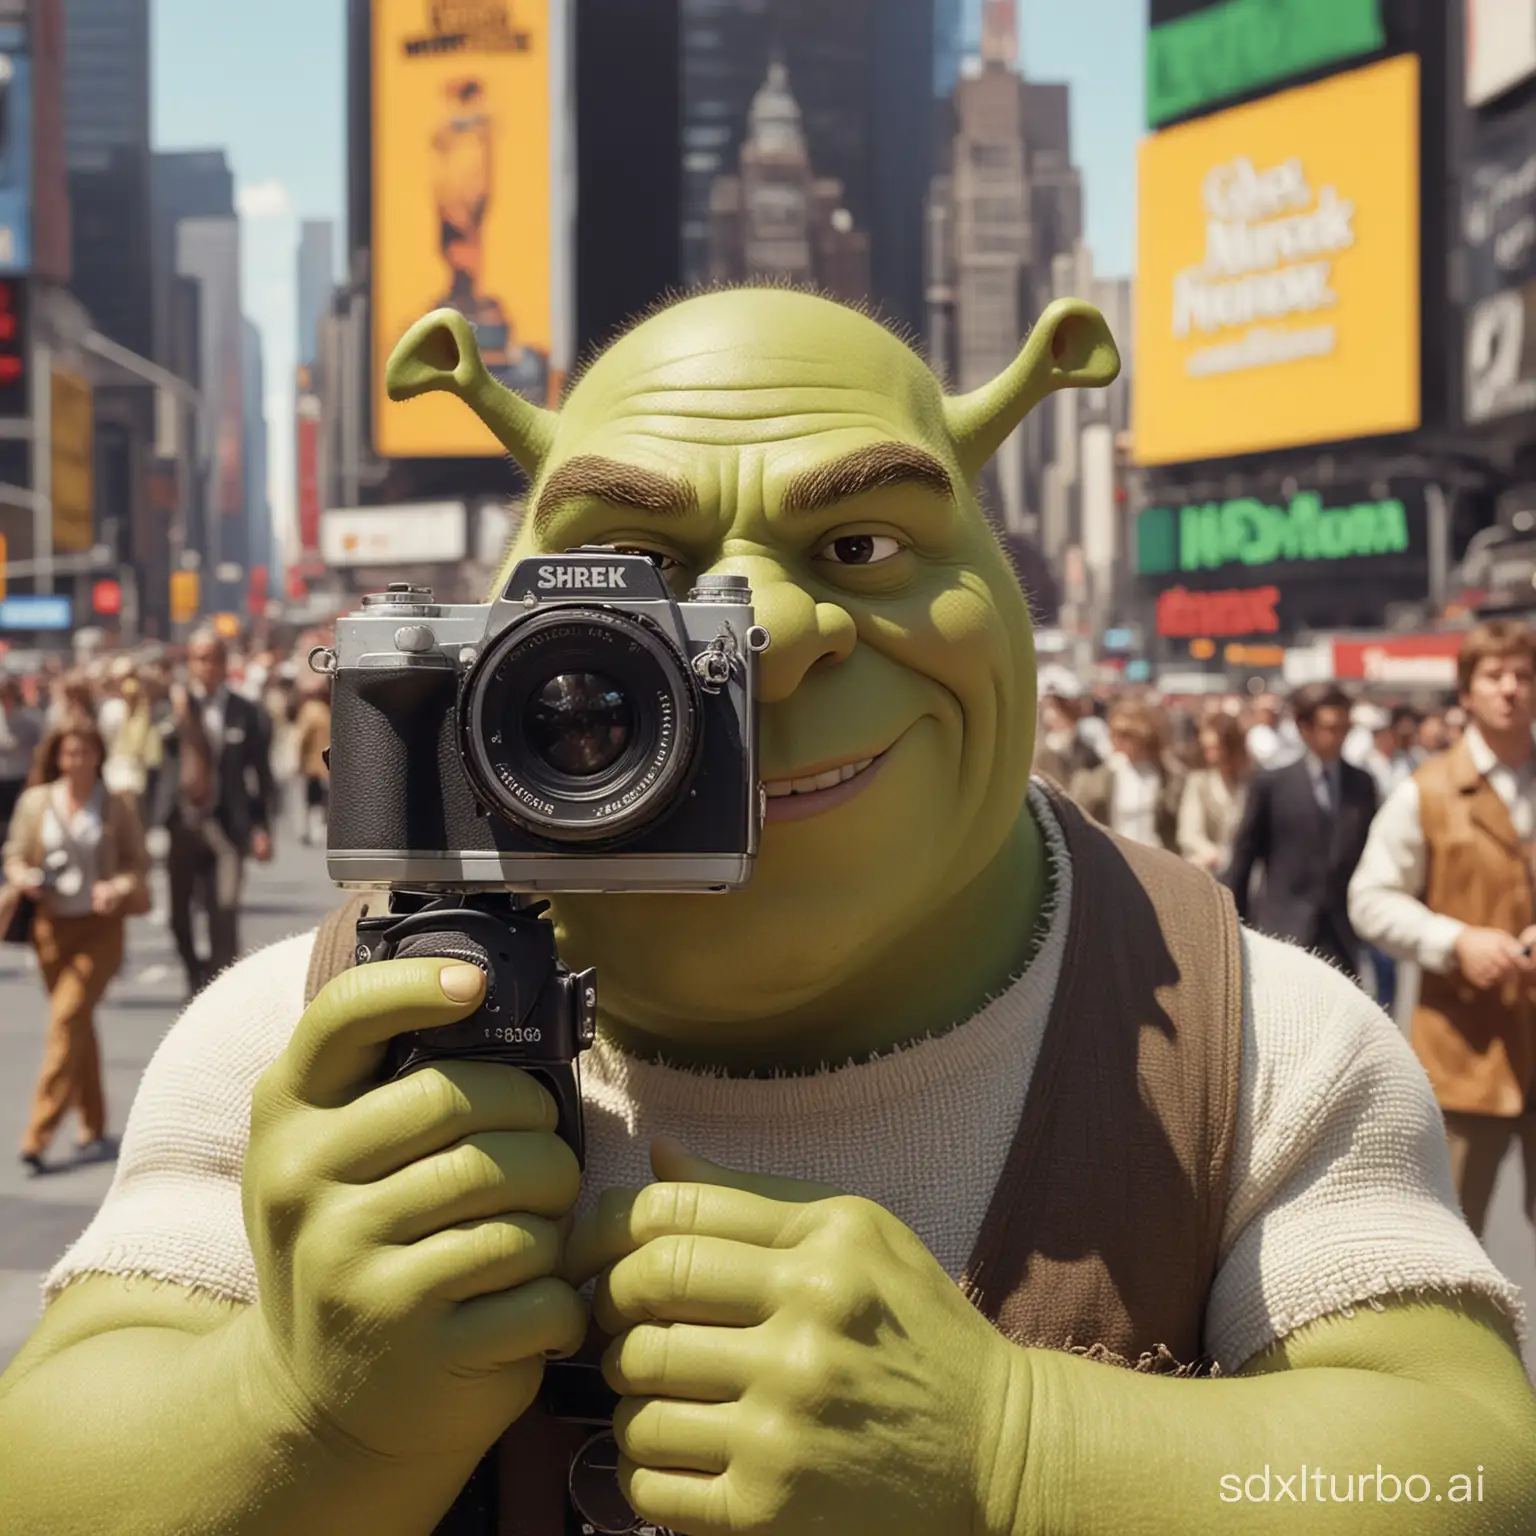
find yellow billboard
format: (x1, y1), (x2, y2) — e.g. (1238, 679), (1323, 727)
(51, 368), (94, 554)
(372, 0), (565, 459)
(1133, 55), (1420, 467)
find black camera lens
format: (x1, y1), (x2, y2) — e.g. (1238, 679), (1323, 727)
(460, 607), (703, 844)
(524, 671), (634, 778)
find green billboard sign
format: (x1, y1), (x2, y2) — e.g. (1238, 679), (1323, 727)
(1147, 0), (1385, 128)
(1137, 491), (1411, 577)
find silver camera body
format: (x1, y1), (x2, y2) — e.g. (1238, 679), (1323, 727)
(322, 549), (770, 893)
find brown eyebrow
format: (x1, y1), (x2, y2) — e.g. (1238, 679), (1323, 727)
(781, 443), (954, 516)
(532, 454), (700, 536)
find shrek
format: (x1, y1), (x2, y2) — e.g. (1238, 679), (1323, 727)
(0, 288), (1532, 1536)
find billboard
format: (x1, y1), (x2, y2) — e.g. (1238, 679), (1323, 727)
(50, 367), (93, 553)
(371, 0), (571, 459)
(320, 501), (468, 566)
(1147, 0), (1383, 129)
(0, 41), (32, 276)
(1133, 55), (1420, 467)
(1467, 0), (1536, 109)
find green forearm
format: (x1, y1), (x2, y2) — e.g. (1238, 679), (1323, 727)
(0, 1307), (475, 1536)
(996, 1306), (1536, 1536)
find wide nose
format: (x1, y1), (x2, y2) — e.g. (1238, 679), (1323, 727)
(721, 558), (856, 704)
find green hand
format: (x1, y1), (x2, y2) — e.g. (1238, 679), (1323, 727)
(241, 958), (589, 1465)
(565, 1140), (1029, 1536)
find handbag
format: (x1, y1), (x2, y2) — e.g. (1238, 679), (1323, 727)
(0, 883), (35, 945)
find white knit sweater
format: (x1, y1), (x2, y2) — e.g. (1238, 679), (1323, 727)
(44, 787), (1522, 1372)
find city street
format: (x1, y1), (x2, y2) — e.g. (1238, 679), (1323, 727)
(1, 837), (1534, 1379)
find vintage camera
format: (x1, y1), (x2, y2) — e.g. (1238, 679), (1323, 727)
(323, 549), (771, 894)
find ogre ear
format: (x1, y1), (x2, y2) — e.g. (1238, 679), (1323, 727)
(385, 308), (558, 477)
(943, 300), (1120, 481)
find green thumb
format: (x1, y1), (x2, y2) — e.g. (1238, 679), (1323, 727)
(649, 1136), (842, 1204)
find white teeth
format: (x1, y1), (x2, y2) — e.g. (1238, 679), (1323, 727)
(765, 756), (878, 798)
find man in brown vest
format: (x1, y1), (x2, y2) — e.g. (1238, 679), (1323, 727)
(1, 293), (1533, 1535)
(1351, 619), (1536, 1237)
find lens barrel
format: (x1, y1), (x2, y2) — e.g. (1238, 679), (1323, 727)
(460, 607), (702, 844)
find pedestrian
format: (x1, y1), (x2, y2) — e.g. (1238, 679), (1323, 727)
(1349, 620), (1536, 1239)
(292, 680), (332, 846)
(151, 631), (276, 996)
(1224, 682), (1379, 978)
(1176, 711), (1251, 875)
(102, 670), (164, 820)
(0, 672), (44, 834)
(1070, 697), (1185, 851)
(1244, 691), (1301, 770)
(1417, 711), (1452, 759)
(0, 716), (150, 1176)
(1031, 674), (1101, 788)
(46, 671), (96, 731)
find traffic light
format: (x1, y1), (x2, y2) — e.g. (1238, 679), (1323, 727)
(170, 569), (200, 626)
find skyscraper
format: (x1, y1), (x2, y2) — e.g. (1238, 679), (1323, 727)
(681, 0), (933, 332)
(707, 59), (870, 301)
(175, 215), (244, 611)
(296, 219), (333, 371)
(63, 0), (152, 356)
(241, 316), (271, 592)
(925, 0), (1084, 537)
(151, 149), (234, 368)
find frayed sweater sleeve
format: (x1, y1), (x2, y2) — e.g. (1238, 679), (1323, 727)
(41, 930), (316, 1309)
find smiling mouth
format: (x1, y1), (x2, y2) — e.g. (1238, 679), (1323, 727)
(761, 747), (893, 823)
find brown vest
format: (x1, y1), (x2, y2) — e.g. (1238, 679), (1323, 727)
(1410, 741), (1536, 1116)
(305, 787), (1244, 1533)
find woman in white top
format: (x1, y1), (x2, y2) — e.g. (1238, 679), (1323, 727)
(1068, 698), (1185, 850)
(1177, 712), (1252, 876)
(1, 716), (150, 1176)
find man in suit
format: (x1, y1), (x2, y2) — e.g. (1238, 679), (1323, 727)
(153, 631), (275, 995)
(1224, 681), (1379, 978)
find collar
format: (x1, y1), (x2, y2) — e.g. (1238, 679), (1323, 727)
(1463, 723), (1536, 779)
(1304, 751), (1338, 782)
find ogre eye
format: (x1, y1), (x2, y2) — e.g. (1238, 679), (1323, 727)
(612, 546), (683, 574)
(816, 534), (905, 567)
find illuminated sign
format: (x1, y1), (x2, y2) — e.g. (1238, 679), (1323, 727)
(1137, 492), (1410, 576)
(0, 594), (71, 630)
(1156, 584), (1281, 638)
(372, 0), (571, 459)
(1225, 643), (1286, 666)
(51, 368), (94, 554)
(1148, 0), (1383, 128)
(1134, 56), (1420, 465)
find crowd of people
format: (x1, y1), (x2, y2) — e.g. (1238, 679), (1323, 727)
(0, 629), (333, 1177)
(1036, 617), (1536, 1246)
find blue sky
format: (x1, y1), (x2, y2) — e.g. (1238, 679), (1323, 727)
(151, 0), (1145, 545)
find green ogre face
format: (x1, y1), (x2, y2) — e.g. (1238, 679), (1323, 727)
(386, 288), (1118, 1039)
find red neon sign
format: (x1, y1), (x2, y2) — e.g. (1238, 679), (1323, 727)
(1156, 585), (1281, 639)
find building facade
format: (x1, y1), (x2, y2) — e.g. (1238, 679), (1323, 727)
(706, 59), (871, 300)
(241, 315), (270, 599)
(296, 218), (333, 372)
(175, 214), (244, 615)
(925, 0), (1084, 546)
(681, 0), (933, 331)
(62, 0), (150, 359)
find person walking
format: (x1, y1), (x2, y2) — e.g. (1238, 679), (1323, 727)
(0, 672), (44, 835)
(1070, 698), (1185, 851)
(1, 717), (150, 1176)
(1350, 620), (1536, 1241)
(1177, 712), (1252, 875)
(1224, 682), (1379, 978)
(291, 680), (332, 846)
(151, 631), (276, 996)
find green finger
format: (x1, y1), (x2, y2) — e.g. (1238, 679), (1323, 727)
(273, 959), (486, 1110)
(371, 1133), (582, 1242)
(330, 1062), (560, 1184)
(595, 1235), (780, 1333)
(447, 1275), (589, 1367)
(614, 1397), (737, 1475)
